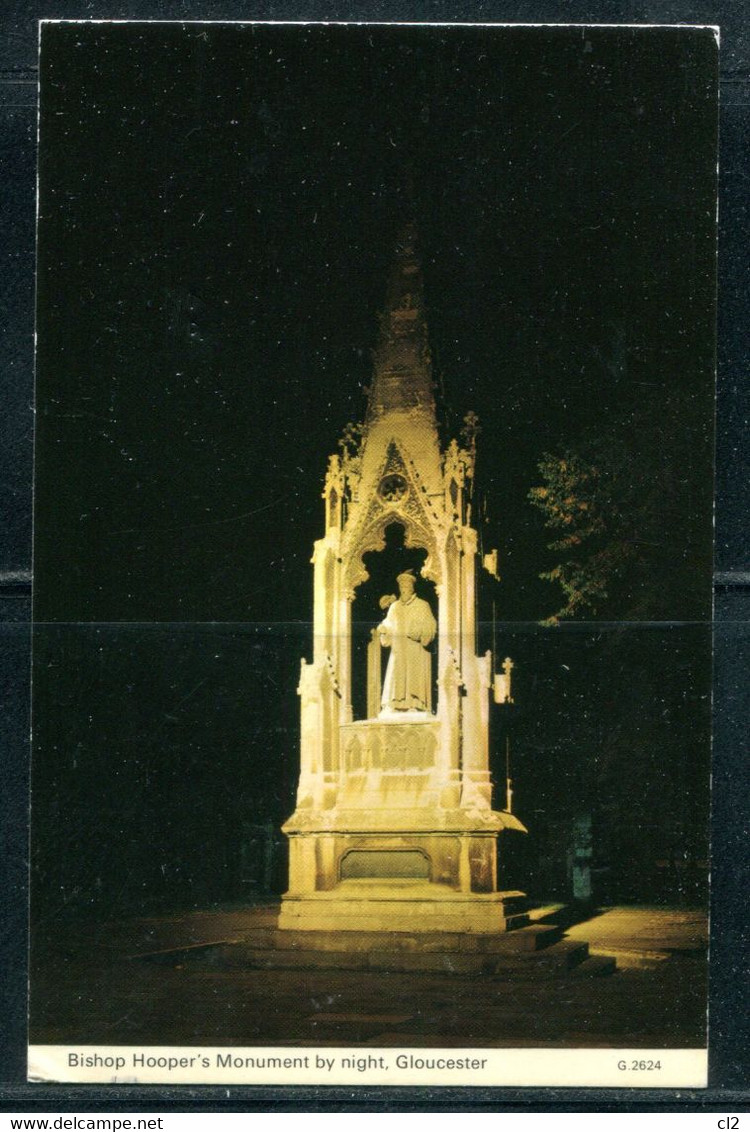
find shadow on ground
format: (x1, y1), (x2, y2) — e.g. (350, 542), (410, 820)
(29, 901), (708, 1050)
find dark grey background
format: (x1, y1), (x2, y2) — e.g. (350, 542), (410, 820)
(2, 0), (748, 1113)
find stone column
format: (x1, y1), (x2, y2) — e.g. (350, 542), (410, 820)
(367, 627), (382, 718)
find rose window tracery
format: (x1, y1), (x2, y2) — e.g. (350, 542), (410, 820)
(378, 473), (409, 503)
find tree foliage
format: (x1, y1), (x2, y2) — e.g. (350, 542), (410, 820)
(528, 390), (712, 625)
(529, 448), (635, 623)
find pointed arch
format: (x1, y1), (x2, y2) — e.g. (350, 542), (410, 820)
(341, 438), (445, 596)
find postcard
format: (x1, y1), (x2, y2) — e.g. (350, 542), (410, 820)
(28, 20), (717, 1089)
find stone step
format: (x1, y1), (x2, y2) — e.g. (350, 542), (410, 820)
(165, 935), (599, 977)
(130, 922), (563, 964)
(364, 939), (590, 976)
(496, 891), (531, 911)
(505, 912), (532, 932)
(568, 954), (618, 978)
(278, 887), (531, 935)
(128, 913), (618, 978)
(226, 922), (560, 955)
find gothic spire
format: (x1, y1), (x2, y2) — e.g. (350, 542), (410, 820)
(365, 222), (437, 427)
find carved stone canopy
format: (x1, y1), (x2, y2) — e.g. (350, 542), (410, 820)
(344, 514), (440, 599)
(342, 440), (444, 597)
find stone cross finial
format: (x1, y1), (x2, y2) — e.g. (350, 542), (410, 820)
(493, 657), (514, 704)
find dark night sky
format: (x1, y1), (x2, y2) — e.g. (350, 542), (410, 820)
(34, 22), (717, 626)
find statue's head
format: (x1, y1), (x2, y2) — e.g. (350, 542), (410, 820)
(396, 569), (416, 597)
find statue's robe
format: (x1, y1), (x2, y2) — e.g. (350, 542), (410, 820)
(378, 595), (436, 712)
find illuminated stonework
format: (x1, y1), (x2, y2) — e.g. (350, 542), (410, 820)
(280, 224), (526, 934)
(378, 472), (409, 503)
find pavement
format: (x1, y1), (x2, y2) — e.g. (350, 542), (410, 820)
(559, 905), (708, 969)
(29, 902), (708, 1049)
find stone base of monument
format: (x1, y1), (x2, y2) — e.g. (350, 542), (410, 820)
(177, 918), (615, 978)
(277, 879), (529, 933)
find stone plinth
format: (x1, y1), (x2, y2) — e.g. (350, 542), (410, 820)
(277, 879), (527, 933)
(338, 716), (442, 809)
(281, 715), (526, 934)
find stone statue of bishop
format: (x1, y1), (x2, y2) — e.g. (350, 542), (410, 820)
(377, 570), (436, 713)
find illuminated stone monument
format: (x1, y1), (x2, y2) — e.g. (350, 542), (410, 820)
(280, 225), (526, 933)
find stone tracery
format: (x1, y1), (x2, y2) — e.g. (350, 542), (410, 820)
(280, 225), (526, 934)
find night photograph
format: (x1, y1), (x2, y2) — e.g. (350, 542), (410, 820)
(29, 22), (717, 1086)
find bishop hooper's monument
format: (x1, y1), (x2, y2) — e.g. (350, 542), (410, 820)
(280, 224), (527, 935)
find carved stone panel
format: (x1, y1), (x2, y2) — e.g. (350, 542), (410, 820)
(341, 718), (439, 775)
